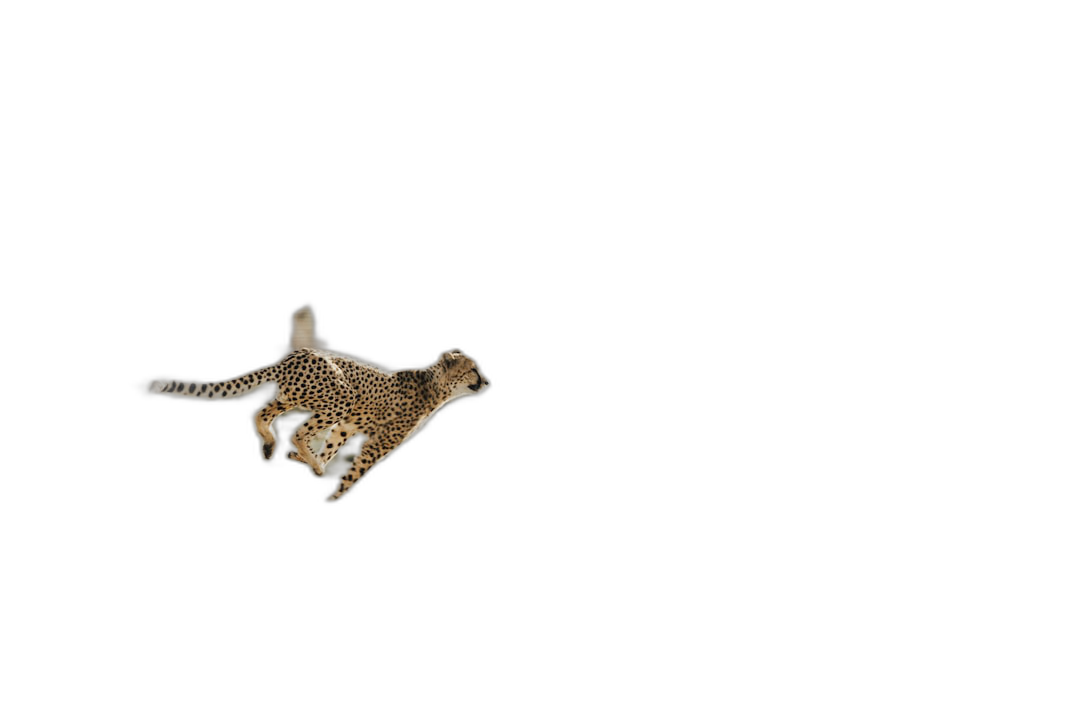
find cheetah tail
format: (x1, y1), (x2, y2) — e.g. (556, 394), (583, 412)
(149, 367), (277, 399)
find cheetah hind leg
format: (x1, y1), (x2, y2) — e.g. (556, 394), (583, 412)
(289, 421), (360, 474)
(287, 418), (336, 474)
(255, 399), (292, 459)
(287, 425), (332, 470)
(319, 421), (362, 468)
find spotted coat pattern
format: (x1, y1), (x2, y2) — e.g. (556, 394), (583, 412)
(151, 336), (488, 500)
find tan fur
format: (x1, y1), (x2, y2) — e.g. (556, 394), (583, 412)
(151, 309), (488, 501)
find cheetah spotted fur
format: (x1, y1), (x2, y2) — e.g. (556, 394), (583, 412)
(151, 308), (489, 500)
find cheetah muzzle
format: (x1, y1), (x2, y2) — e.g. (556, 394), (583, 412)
(468, 369), (488, 392)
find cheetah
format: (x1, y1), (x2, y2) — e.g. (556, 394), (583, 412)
(150, 309), (489, 500)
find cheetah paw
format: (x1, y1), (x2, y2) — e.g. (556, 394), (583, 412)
(287, 450), (324, 476)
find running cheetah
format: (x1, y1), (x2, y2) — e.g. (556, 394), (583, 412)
(150, 309), (489, 500)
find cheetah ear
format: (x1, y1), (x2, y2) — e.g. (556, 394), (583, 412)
(289, 306), (326, 349)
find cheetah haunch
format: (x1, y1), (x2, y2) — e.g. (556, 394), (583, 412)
(150, 311), (488, 500)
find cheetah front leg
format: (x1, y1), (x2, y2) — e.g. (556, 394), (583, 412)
(329, 420), (416, 501)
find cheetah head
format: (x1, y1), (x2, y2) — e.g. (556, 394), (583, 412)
(439, 349), (489, 399)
